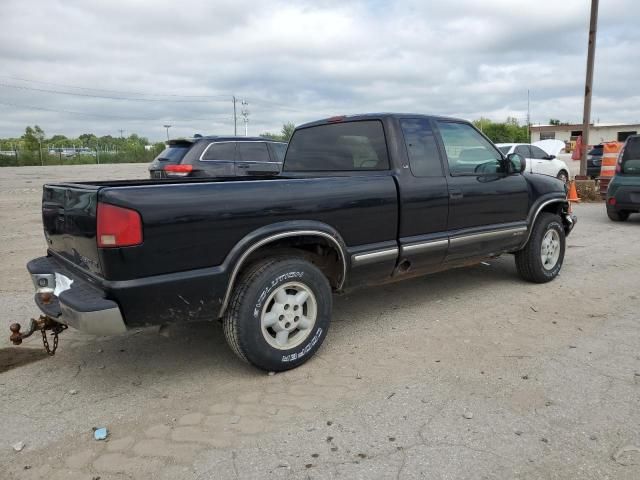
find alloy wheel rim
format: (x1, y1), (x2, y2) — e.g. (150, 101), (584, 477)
(540, 229), (561, 270)
(261, 282), (317, 350)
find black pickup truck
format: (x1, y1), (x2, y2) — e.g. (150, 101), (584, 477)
(24, 114), (576, 370)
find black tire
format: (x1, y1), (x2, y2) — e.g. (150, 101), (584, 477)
(223, 256), (332, 371)
(607, 208), (629, 222)
(515, 213), (565, 283)
(557, 170), (569, 183)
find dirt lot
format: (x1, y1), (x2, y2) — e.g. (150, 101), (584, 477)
(1, 164), (639, 479)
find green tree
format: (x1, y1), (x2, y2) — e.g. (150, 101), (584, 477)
(281, 122), (296, 141)
(22, 125), (45, 151)
(79, 133), (98, 148)
(472, 118), (528, 143)
(260, 122), (296, 142)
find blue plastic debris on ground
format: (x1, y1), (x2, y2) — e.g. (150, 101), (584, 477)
(93, 427), (108, 441)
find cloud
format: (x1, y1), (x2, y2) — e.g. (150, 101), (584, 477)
(0, 0), (637, 140)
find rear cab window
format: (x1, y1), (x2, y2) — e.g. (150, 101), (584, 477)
(621, 137), (640, 175)
(284, 120), (389, 171)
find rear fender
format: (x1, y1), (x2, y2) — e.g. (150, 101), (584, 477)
(218, 221), (349, 317)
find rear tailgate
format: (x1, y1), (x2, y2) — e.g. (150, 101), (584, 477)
(42, 184), (103, 275)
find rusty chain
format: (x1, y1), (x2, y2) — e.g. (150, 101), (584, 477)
(40, 323), (67, 356)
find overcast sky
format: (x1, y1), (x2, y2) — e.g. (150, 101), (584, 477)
(0, 0), (637, 141)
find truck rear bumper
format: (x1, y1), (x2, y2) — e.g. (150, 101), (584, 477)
(27, 256), (127, 336)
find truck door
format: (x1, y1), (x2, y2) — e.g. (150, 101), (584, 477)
(396, 118), (450, 272)
(433, 120), (529, 262)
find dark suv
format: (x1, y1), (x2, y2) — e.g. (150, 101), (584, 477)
(587, 144), (603, 179)
(606, 135), (640, 221)
(149, 136), (287, 178)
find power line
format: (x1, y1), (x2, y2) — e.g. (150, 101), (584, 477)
(0, 100), (233, 122)
(0, 75), (309, 112)
(0, 82), (233, 103)
(0, 75), (234, 100)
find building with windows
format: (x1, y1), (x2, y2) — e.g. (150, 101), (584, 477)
(530, 123), (640, 146)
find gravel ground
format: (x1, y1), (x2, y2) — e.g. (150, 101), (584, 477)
(1, 164), (639, 479)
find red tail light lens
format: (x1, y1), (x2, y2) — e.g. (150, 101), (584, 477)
(97, 203), (143, 248)
(164, 164), (193, 177)
(608, 197), (616, 206)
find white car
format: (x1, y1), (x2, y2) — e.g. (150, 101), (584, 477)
(496, 141), (570, 183)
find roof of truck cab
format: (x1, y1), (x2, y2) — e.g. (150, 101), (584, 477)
(297, 113), (467, 129)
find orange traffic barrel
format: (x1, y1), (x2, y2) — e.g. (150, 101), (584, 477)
(599, 142), (622, 197)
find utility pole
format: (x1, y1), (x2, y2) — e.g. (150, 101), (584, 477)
(118, 129), (125, 139)
(580, 0), (599, 177)
(241, 100), (249, 136)
(232, 96), (238, 136)
(527, 90), (531, 143)
(163, 124), (172, 142)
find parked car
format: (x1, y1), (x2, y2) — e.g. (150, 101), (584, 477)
(587, 144), (604, 179)
(148, 136), (287, 179)
(23, 114), (576, 371)
(606, 134), (640, 221)
(496, 142), (570, 182)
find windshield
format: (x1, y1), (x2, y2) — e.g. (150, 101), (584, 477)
(498, 146), (512, 155)
(153, 145), (190, 163)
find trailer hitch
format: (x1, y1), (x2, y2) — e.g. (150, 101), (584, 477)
(9, 315), (67, 355)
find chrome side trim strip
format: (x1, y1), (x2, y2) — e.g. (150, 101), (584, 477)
(352, 247), (398, 266)
(219, 230), (347, 317)
(520, 198), (567, 247)
(450, 226), (527, 247)
(401, 239), (448, 255)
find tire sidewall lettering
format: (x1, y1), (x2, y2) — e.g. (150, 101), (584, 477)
(252, 271), (304, 318)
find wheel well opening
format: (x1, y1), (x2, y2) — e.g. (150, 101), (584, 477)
(539, 202), (564, 218)
(239, 235), (344, 290)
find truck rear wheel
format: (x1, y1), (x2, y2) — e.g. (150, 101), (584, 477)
(515, 213), (565, 283)
(223, 256), (332, 371)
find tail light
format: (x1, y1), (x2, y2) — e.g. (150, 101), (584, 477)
(164, 164), (193, 177)
(97, 203), (143, 248)
(608, 197), (616, 206)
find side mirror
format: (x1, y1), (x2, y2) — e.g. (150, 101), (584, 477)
(506, 153), (526, 174)
(545, 154), (556, 160)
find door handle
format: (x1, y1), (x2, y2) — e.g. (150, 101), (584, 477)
(236, 164), (249, 169)
(449, 189), (463, 200)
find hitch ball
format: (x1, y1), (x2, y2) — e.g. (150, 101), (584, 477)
(9, 323), (23, 345)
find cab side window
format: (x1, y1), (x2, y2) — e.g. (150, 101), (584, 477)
(400, 118), (443, 176)
(436, 121), (503, 175)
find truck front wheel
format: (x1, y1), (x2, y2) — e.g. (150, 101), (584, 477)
(515, 213), (565, 283)
(223, 256), (332, 371)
